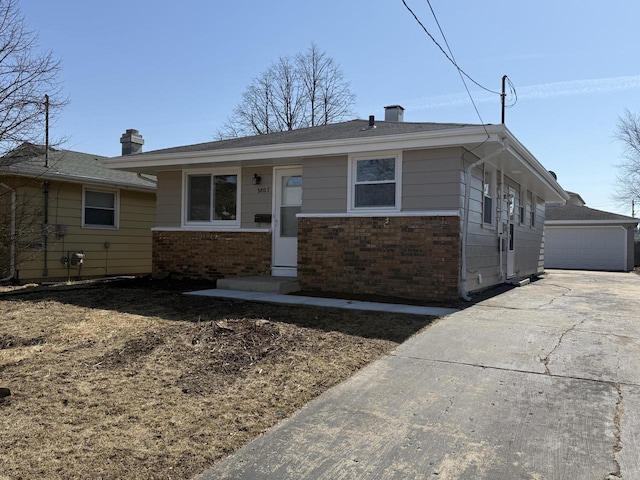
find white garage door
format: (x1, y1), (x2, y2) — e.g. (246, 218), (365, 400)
(545, 226), (627, 271)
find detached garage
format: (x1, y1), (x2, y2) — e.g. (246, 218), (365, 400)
(545, 202), (637, 272)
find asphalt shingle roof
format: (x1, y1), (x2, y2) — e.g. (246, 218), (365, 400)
(1, 144), (156, 189)
(546, 203), (637, 223)
(139, 119), (479, 156)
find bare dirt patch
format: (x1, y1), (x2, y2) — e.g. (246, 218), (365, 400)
(0, 280), (435, 479)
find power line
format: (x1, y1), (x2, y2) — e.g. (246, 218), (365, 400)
(423, 0), (487, 132)
(401, 0), (501, 96)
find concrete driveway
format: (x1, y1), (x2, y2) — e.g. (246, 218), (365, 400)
(196, 270), (640, 480)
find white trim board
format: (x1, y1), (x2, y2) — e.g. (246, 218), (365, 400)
(297, 210), (460, 218)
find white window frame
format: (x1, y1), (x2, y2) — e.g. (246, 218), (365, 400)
(519, 187), (526, 225)
(82, 186), (119, 229)
(527, 190), (535, 228)
(482, 165), (496, 226)
(347, 152), (402, 213)
(182, 168), (241, 227)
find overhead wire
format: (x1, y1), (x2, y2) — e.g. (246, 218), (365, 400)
(505, 76), (518, 108)
(423, 0), (488, 137)
(401, 0), (501, 96)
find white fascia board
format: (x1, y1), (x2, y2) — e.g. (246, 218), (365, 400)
(545, 220), (638, 226)
(3, 169), (156, 192)
(103, 126), (504, 171)
(152, 227), (270, 233)
(297, 210), (460, 218)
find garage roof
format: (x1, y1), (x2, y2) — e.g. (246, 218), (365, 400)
(546, 204), (638, 224)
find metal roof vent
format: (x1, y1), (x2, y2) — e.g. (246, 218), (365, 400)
(384, 105), (405, 122)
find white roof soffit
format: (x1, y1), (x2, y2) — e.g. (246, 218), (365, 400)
(499, 130), (568, 203)
(103, 125), (505, 172)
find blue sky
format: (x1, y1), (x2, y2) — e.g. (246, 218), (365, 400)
(20, 0), (640, 215)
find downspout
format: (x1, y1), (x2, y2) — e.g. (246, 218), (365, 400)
(0, 182), (16, 282)
(461, 140), (507, 301)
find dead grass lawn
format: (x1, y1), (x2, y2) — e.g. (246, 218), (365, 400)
(0, 280), (434, 479)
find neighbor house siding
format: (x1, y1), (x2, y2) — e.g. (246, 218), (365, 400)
(401, 148), (464, 211)
(301, 155), (348, 213)
(155, 170), (182, 227)
(3, 177), (155, 282)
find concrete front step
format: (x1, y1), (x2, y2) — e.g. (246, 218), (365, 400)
(217, 276), (301, 295)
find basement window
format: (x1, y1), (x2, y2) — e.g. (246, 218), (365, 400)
(184, 169), (240, 226)
(83, 187), (118, 228)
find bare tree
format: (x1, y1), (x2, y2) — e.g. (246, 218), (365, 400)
(0, 0), (65, 279)
(612, 109), (640, 212)
(0, 0), (64, 157)
(216, 43), (355, 139)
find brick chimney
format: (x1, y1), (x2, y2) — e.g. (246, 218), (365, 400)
(384, 105), (405, 122)
(120, 129), (144, 155)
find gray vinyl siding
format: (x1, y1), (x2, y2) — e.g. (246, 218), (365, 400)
(301, 155), (347, 214)
(241, 166), (273, 228)
(465, 160), (500, 292)
(514, 196), (545, 276)
(402, 148), (464, 211)
(155, 170), (182, 227)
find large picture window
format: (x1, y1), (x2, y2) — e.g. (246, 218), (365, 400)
(83, 188), (118, 228)
(185, 170), (239, 225)
(349, 154), (400, 211)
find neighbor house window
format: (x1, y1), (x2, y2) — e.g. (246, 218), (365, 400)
(527, 190), (535, 227)
(349, 154), (400, 211)
(83, 187), (118, 228)
(184, 170), (240, 225)
(483, 167), (495, 225)
(519, 188), (525, 225)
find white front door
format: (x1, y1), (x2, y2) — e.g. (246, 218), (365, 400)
(507, 187), (516, 278)
(272, 167), (302, 277)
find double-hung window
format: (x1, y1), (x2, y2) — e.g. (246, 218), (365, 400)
(483, 167), (495, 225)
(527, 190), (535, 227)
(185, 169), (240, 226)
(83, 187), (118, 228)
(349, 154), (400, 211)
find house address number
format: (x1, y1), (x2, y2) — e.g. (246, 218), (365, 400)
(257, 187), (271, 194)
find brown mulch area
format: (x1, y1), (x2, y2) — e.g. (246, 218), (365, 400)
(0, 279), (435, 479)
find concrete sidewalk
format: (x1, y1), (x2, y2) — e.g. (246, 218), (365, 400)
(185, 288), (460, 317)
(196, 271), (640, 479)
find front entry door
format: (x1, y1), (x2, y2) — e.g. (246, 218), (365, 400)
(507, 186), (516, 278)
(272, 167), (302, 277)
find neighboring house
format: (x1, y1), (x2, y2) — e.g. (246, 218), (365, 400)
(0, 131), (156, 282)
(104, 106), (567, 302)
(545, 191), (638, 272)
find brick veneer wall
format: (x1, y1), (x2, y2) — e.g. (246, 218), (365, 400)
(298, 216), (461, 302)
(152, 230), (271, 280)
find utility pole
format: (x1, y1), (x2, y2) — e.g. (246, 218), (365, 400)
(633, 198), (635, 218)
(501, 75), (507, 124)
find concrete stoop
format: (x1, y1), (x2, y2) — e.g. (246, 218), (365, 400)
(216, 275), (301, 294)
